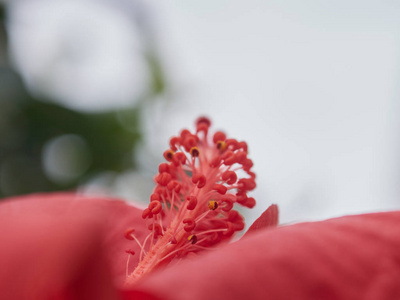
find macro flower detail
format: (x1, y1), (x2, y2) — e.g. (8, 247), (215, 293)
(2, 120), (400, 300)
(125, 117), (257, 283)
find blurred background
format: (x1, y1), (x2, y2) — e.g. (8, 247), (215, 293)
(1, 0), (400, 226)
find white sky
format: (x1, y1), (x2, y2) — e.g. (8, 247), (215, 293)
(7, 0), (400, 224)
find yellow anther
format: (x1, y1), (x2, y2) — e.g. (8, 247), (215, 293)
(188, 234), (198, 244)
(208, 200), (219, 210)
(190, 146), (200, 157)
(216, 141), (227, 152)
(163, 149), (175, 161)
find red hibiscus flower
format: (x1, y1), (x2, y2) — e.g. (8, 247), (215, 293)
(1, 118), (400, 300)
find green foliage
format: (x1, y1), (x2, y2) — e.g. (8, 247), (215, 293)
(0, 3), (169, 199)
(0, 68), (141, 198)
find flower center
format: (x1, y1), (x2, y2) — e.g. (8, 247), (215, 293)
(125, 117), (256, 284)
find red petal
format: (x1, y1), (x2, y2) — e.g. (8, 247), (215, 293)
(244, 204), (279, 236)
(125, 211), (400, 299)
(0, 193), (146, 298)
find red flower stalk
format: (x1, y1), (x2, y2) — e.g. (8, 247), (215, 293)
(125, 117), (257, 283)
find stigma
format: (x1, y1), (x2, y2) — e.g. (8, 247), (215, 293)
(125, 117), (256, 284)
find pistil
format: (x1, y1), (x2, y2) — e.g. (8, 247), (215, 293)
(124, 117), (256, 284)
